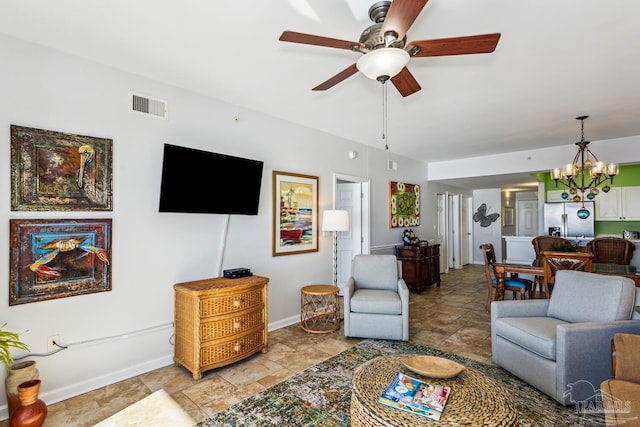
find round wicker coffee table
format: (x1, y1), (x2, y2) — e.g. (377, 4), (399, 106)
(351, 355), (518, 426)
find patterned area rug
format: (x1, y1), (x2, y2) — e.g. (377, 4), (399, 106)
(197, 339), (605, 427)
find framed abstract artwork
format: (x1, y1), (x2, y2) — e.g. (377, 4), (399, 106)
(272, 171), (318, 256)
(389, 181), (420, 228)
(11, 125), (113, 211)
(502, 207), (514, 226)
(473, 203), (500, 227)
(9, 218), (112, 305)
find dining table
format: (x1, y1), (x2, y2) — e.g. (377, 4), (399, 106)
(493, 260), (640, 305)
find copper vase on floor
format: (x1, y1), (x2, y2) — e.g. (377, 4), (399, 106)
(9, 379), (47, 427)
(5, 361), (39, 418)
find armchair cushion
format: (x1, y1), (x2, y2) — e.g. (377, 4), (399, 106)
(351, 255), (400, 291)
(494, 316), (567, 360)
(547, 270), (635, 323)
(350, 289), (402, 314)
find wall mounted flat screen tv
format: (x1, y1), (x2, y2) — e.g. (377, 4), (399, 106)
(159, 143), (264, 215)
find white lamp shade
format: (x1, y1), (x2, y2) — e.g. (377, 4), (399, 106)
(356, 48), (410, 80)
(322, 210), (350, 232)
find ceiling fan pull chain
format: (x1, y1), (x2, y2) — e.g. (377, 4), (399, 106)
(382, 81), (388, 150)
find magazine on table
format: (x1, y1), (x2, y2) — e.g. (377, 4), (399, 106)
(378, 371), (451, 421)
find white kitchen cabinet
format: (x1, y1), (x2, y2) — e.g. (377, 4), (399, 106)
(595, 186), (640, 221)
(502, 236), (536, 264)
(547, 190), (569, 202)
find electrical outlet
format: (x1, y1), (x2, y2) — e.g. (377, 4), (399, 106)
(47, 335), (60, 352)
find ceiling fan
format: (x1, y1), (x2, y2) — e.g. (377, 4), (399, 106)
(279, 0), (501, 97)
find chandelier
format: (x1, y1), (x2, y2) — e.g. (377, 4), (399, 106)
(550, 116), (619, 219)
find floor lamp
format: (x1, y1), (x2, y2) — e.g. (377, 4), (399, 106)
(322, 210), (350, 286)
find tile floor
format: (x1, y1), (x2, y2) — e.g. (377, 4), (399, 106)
(6, 264), (543, 426)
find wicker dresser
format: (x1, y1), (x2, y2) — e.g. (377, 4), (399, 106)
(173, 275), (269, 379)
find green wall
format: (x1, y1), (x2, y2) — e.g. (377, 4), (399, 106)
(535, 164), (640, 236)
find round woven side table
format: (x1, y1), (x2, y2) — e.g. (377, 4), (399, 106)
(300, 284), (340, 333)
(351, 355), (518, 426)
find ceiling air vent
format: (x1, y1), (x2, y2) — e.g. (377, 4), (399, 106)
(129, 92), (168, 120)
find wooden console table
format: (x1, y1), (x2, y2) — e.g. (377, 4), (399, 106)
(173, 275), (269, 379)
(395, 244), (441, 293)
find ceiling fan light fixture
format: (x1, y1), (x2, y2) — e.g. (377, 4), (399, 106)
(356, 48), (410, 81)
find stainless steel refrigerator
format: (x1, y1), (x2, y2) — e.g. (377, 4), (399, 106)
(543, 202), (595, 238)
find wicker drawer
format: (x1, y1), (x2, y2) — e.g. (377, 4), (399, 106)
(201, 308), (265, 341)
(173, 275), (269, 379)
(201, 328), (266, 368)
(200, 287), (264, 317)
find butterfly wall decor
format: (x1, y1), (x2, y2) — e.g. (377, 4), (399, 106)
(473, 203), (500, 227)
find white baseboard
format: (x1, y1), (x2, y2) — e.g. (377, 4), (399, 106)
(1, 354), (174, 421)
(0, 319), (303, 421)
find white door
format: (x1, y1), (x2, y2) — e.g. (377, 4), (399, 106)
(334, 174), (370, 294)
(517, 200), (538, 236)
(336, 182), (361, 288)
(461, 196), (473, 265)
(436, 193), (448, 273)
(449, 194), (462, 269)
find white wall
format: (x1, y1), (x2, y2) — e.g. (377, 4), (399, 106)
(472, 189), (503, 262)
(427, 136), (640, 182)
(0, 34), (434, 417)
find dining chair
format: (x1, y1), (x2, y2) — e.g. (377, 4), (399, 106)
(586, 237), (636, 265)
(542, 250), (594, 298)
(531, 236), (571, 294)
(481, 243), (533, 311)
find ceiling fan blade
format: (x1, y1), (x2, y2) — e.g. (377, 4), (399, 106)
(279, 31), (361, 50)
(312, 64), (359, 91)
(408, 33), (501, 57)
(390, 67), (422, 97)
(381, 0), (429, 41)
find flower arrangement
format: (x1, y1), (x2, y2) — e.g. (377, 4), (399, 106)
(403, 229), (420, 246)
(0, 323), (29, 369)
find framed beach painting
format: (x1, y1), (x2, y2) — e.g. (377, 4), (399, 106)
(10, 125), (113, 211)
(9, 218), (112, 305)
(389, 181), (420, 228)
(272, 171), (318, 256)
(502, 207), (514, 226)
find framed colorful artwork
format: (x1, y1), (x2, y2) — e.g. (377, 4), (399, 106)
(272, 171), (318, 256)
(11, 125), (113, 211)
(9, 218), (112, 305)
(389, 181), (420, 228)
(502, 207), (514, 226)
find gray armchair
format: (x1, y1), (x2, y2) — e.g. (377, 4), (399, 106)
(343, 254), (409, 341)
(491, 270), (640, 405)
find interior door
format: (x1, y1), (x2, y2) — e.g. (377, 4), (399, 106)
(437, 193), (448, 273)
(461, 196), (473, 265)
(516, 199), (538, 237)
(334, 174), (370, 294)
(336, 182), (361, 289)
(449, 194), (462, 269)
(449, 194), (462, 268)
